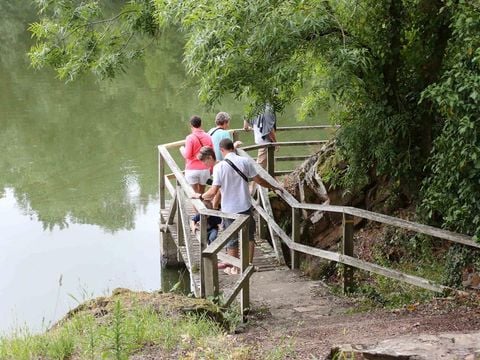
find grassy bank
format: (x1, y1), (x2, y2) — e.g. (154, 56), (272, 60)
(0, 289), (256, 360)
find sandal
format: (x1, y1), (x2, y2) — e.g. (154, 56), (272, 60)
(224, 267), (240, 275)
(217, 262), (231, 269)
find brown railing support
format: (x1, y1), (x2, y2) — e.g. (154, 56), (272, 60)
(159, 153), (165, 209)
(291, 207), (301, 269)
(342, 213), (355, 293)
(267, 145), (275, 177)
(240, 221), (250, 318)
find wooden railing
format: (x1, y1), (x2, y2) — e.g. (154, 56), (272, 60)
(235, 127), (479, 293)
(158, 142), (256, 315)
(158, 125), (479, 317)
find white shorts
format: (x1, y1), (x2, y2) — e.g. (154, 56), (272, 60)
(185, 169), (211, 185)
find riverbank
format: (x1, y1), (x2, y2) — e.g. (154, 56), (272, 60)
(2, 278), (479, 359)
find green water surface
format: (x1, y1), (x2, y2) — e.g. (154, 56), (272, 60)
(0, 1), (327, 334)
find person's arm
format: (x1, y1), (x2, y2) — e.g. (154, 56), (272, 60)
(268, 128), (277, 143)
(243, 119), (252, 131)
(192, 185), (220, 201)
(252, 174), (282, 192)
(183, 135), (194, 159)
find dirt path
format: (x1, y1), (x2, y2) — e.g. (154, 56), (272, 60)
(232, 268), (480, 358)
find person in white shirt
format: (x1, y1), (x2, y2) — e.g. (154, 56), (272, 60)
(243, 103), (277, 169)
(193, 138), (281, 274)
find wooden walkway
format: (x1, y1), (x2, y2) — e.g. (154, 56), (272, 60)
(160, 204), (284, 295)
(158, 125), (478, 317)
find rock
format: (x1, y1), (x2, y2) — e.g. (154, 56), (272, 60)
(329, 332), (480, 360)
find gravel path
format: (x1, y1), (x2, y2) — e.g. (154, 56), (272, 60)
(235, 268), (480, 358)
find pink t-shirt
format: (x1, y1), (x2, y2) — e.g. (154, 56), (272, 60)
(183, 129), (213, 170)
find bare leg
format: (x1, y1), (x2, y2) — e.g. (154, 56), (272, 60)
(227, 247), (240, 274)
(192, 183), (201, 194)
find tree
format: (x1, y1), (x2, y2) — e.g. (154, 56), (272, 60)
(29, 0), (480, 239)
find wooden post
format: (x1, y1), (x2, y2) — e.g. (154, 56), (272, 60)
(203, 253), (219, 298)
(240, 220), (250, 319)
(176, 185), (185, 247)
(291, 207), (300, 269)
(199, 214), (208, 297)
(342, 213), (354, 294)
(267, 144), (275, 177)
(159, 151), (165, 210)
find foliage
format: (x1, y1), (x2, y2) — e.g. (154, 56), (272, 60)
(28, 1), (480, 238)
(0, 298), (234, 359)
(29, 0), (158, 81)
(420, 1), (480, 239)
(442, 244), (480, 287)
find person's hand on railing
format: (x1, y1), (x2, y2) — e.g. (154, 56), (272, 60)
(233, 140), (243, 148)
(191, 193), (202, 200)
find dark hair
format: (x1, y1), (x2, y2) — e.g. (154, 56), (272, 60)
(219, 138), (234, 151)
(190, 115), (202, 128)
(197, 146), (216, 161)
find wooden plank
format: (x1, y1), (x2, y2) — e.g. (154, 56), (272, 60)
(159, 152), (165, 209)
(241, 140), (328, 152)
(177, 189), (200, 297)
(293, 202), (478, 248)
(199, 214), (207, 297)
(275, 155), (310, 162)
(201, 208), (243, 220)
(274, 170), (293, 176)
(164, 175), (175, 198)
(345, 207), (479, 249)
(166, 192), (177, 225)
(253, 203), (445, 293)
(267, 146), (275, 177)
(217, 252), (242, 269)
(203, 253), (219, 297)
(258, 187), (285, 265)
(157, 145), (206, 212)
(240, 223), (250, 316)
(291, 207), (300, 269)
(203, 216), (250, 255)
(237, 148), (299, 208)
(224, 265), (255, 308)
(342, 213), (354, 293)
(275, 125), (340, 131)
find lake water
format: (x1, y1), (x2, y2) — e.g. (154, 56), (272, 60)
(0, 2), (326, 334)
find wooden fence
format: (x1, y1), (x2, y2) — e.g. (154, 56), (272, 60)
(158, 125), (479, 316)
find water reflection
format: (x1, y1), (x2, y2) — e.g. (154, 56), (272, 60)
(0, 2), (325, 333)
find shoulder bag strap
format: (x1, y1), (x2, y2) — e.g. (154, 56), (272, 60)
(224, 159), (248, 182)
(209, 127), (221, 136)
(193, 134), (204, 147)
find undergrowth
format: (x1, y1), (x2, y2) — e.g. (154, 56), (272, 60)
(0, 299), (244, 360)
(328, 227), (453, 310)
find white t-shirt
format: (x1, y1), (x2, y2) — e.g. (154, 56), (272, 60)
(212, 152), (258, 213)
(253, 124), (271, 145)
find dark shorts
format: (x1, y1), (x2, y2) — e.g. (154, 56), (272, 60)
(223, 208), (255, 250)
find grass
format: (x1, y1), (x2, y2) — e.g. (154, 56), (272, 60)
(0, 298), (242, 360)
(0, 293), (298, 360)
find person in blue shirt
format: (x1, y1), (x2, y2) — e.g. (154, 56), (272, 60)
(208, 112), (242, 160)
(191, 200), (222, 245)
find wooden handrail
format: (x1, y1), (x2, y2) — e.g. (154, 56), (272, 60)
(241, 140), (328, 152)
(203, 216), (250, 255)
(159, 124), (476, 312)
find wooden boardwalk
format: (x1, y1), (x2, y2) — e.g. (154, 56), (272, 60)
(160, 205), (284, 295)
(158, 125), (477, 316)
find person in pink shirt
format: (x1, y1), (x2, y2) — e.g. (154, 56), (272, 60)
(180, 115), (213, 193)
